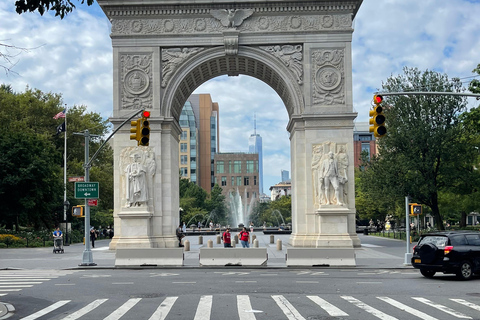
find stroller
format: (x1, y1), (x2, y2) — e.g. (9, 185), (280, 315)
(53, 236), (64, 254)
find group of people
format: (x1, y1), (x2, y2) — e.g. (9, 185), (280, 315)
(52, 226), (114, 249)
(175, 224), (252, 248)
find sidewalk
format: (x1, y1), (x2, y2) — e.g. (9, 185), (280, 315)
(0, 233), (413, 270)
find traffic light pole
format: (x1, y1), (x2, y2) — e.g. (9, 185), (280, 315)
(375, 91), (480, 98)
(404, 195), (412, 266)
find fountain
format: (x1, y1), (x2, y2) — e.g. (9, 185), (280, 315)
(272, 209), (285, 226)
(229, 189), (244, 227)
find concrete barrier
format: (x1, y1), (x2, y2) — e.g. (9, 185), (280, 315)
(115, 248), (184, 267)
(199, 248), (267, 266)
(286, 248), (356, 267)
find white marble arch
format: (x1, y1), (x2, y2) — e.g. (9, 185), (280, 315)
(99, 0), (363, 255)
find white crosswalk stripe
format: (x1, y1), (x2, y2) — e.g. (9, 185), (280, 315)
(0, 270), (77, 296)
(9, 294), (480, 320)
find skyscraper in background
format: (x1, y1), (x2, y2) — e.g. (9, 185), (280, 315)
(248, 115), (263, 194)
(179, 94), (219, 191)
(281, 169), (290, 182)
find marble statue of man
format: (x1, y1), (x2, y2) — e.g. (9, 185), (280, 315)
(321, 151), (342, 205)
(125, 153), (148, 207)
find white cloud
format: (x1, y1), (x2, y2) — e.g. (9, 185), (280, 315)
(1, 0), (480, 192)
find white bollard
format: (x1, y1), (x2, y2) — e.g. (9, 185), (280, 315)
(184, 239), (190, 251)
(234, 234), (239, 244)
(276, 239), (282, 251)
(232, 241), (236, 248)
(207, 239), (213, 248)
(253, 239), (259, 248)
(216, 235), (221, 244)
(199, 235), (203, 245)
(252, 234), (257, 242)
(270, 234), (275, 244)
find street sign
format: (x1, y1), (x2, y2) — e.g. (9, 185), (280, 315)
(74, 182), (99, 199)
(87, 199), (98, 206)
(68, 176), (85, 182)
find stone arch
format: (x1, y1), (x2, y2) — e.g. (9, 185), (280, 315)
(162, 46), (304, 122)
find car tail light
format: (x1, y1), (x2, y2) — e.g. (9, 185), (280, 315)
(444, 245), (453, 255)
(412, 245), (417, 251)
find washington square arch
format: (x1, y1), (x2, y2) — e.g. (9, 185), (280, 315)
(98, 0), (363, 267)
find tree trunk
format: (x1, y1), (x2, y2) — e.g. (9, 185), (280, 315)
(431, 202), (444, 230)
(460, 211), (467, 228)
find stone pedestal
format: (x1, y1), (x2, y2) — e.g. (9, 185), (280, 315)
(115, 207), (153, 248)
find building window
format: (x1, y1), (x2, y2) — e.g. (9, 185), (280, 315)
(246, 160), (254, 173)
(244, 176), (250, 186)
(247, 192), (250, 198)
(359, 135), (372, 141)
(181, 155), (188, 165)
(181, 131), (188, 140)
(216, 161), (224, 173)
(234, 160), (242, 173)
(181, 167), (188, 177)
(231, 176), (235, 186)
(254, 176), (257, 186)
(180, 143), (187, 153)
(221, 176), (227, 186)
(229, 161), (232, 173)
(361, 142), (371, 158)
(255, 160), (259, 172)
(236, 176), (242, 186)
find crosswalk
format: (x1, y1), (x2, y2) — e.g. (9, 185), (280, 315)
(0, 270), (77, 296)
(10, 294), (480, 320)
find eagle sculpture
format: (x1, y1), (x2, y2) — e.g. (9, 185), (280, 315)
(211, 9), (254, 28)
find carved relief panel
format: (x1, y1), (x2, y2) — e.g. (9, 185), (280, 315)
(312, 49), (345, 106)
(311, 142), (349, 209)
(120, 54), (153, 110)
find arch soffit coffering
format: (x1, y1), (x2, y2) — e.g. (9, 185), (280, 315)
(162, 46), (304, 122)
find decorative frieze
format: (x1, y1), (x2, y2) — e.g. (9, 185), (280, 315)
(312, 49), (345, 106)
(110, 14), (352, 36)
(259, 45), (303, 85)
(120, 54), (153, 110)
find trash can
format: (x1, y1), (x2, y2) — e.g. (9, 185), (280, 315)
(363, 228), (369, 235)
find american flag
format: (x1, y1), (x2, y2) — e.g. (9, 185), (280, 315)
(53, 108), (66, 119)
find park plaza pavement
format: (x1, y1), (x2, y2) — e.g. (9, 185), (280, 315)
(0, 233), (412, 270)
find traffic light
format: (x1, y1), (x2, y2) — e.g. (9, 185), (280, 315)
(130, 118), (141, 143)
(410, 203), (422, 215)
(369, 94), (386, 138)
(139, 110), (150, 146)
(72, 205), (84, 217)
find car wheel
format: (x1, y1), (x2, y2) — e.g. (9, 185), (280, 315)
(420, 269), (436, 278)
(456, 261), (473, 280)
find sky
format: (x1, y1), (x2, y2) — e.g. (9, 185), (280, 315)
(1, 0), (480, 194)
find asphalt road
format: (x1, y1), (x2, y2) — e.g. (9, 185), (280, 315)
(1, 234), (480, 319)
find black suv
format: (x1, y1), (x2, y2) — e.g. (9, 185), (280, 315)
(411, 231), (480, 280)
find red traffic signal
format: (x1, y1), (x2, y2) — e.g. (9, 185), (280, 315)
(142, 110), (151, 118)
(373, 94), (383, 104)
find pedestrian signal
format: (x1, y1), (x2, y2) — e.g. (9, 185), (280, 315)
(72, 205), (85, 217)
(369, 94), (386, 138)
(410, 203), (422, 215)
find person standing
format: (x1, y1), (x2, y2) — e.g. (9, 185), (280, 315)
(222, 228), (232, 248)
(90, 227), (97, 248)
(238, 227), (250, 248)
(176, 224), (185, 247)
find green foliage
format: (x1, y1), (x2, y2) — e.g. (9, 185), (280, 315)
(0, 86), (113, 231)
(357, 67), (480, 228)
(249, 196), (291, 227)
(15, 0), (95, 18)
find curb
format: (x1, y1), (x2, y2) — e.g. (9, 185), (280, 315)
(0, 302), (15, 319)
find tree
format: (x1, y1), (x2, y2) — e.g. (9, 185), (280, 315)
(359, 67), (475, 230)
(15, 0), (94, 18)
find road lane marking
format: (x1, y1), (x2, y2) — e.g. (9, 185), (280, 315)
(235, 281), (257, 283)
(296, 281), (319, 284)
(307, 295), (348, 317)
(112, 282), (134, 285)
(103, 298), (141, 320)
(0, 289), (22, 292)
(237, 295), (257, 320)
(451, 299), (480, 312)
(272, 295), (306, 320)
(356, 282), (383, 284)
(55, 284), (75, 286)
(172, 282), (196, 284)
(378, 296), (439, 320)
(194, 295), (212, 320)
(61, 299), (108, 320)
(20, 300), (71, 320)
(0, 282), (41, 285)
(148, 296), (178, 320)
(0, 285), (33, 288)
(341, 296), (398, 320)
(412, 297), (472, 319)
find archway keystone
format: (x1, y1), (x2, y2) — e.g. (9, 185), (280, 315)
(98, 0), (363, 265)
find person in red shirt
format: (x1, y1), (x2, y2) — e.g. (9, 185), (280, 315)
(238, 227), (250, 248)
(222, 228), (232, 248)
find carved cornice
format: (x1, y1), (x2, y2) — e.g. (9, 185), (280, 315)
(101, 2), (361, 18)
(111, 14), (352, 36)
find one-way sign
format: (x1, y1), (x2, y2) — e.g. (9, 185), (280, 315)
(74, 182), (99, 199)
